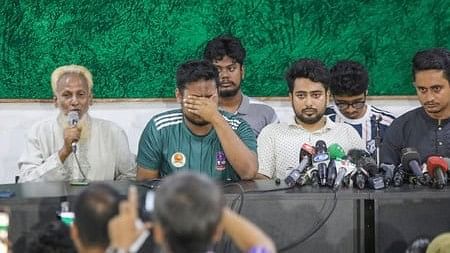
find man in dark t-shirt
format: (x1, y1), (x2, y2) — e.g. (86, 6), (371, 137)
(381, 48), (450, 165)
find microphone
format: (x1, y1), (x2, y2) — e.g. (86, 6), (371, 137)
(284, 143), (315, 187)
(357, 154), (384, 189)
(327, 160), (337, 187)
(401, 148), (428, 185)
(327, 143), (346, 187)
(352, 167), (369, 190)
(329, 143), (346, 160)
(333, 159), (355, 190)
(313, 140), (330, 186)
(347, 149), (370, 166)
(67, 111), (79, 154)
(426, 156), (448, 189)
(380, 163), (395, 186)
(393, 165), (406, 187)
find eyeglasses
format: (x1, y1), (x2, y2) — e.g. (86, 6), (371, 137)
(334, 97), (366, 110)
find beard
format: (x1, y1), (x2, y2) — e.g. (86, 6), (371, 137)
(296, 113), (323, 124)
(423, 102), (444, 114)
(219, 82), (240, 97)
(294, 108), (325, 124)
(184, 113), (210, 126)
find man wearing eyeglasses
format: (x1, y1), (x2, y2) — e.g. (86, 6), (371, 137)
(203, 35), (279, 137)
(325, 60), (396, 158)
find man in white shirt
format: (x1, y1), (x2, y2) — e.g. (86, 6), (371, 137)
(18, 65), (136, 182)
(257, 59), (366, 180)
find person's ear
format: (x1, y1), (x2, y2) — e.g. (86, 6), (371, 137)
(176, 88), (183, 103)
(325, 89), (330, 105)
(289, 92), (293, 103)
(241, 65), (245, 80)
(53, 95), (58, 108)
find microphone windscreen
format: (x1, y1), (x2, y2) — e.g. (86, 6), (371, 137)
(301, 143), (316, 156)
(427, 156), (449, 177)
(67, 111), (79, 126)
(401, 147), (421, 166)
(347, 149), (370, 165)
(315, 140), (327, 152)
(329, 143), (345, 160)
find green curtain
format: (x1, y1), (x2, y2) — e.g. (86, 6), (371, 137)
(1, 0), (449, 99)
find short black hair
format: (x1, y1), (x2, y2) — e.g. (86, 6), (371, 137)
(329, 60), (368, 96)
(73, 184), (122, 249)
(27, 220), (76, 253)
(285, 59), (330, 93)
(154, 172), (225, 253)
(203, 35), (246, 65)
(412, 48), (450, 82)
(176, 60), (219, 92)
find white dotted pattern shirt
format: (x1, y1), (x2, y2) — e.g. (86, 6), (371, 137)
(257, 117), (366, 179)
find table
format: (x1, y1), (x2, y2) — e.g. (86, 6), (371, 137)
(0, 180), (448, 253)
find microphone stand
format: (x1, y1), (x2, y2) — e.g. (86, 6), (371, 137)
(374, 115), (382, 168)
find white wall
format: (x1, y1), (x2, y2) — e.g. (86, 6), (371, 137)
(0, 98), (420, 184)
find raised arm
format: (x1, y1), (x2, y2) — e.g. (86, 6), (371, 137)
(18, 122), (79, 182)
(221, 208), (276, 253)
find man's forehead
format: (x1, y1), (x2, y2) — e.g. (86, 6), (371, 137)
(294, 78), (325, 89)
(56, 73), (89, 91)
(334, 94), (365, 101)
(213, 56), (237, 66)
(184, 79), (217, 92)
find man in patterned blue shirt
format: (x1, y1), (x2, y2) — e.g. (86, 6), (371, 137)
(136, 60), (257, 182)
(325, 60), (396, 158)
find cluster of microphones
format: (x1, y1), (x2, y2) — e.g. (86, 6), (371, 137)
(284, 140), (449, 190)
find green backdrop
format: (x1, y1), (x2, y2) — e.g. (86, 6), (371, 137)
(1, 0), (450, 99)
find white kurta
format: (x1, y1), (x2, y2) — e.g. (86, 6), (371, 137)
(18, 114), (136, 182)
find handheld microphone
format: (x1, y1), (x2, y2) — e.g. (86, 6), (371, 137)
(333, 159), (355, 190)
(380, 163), (395, 186)
(284, 143), (315, 187)
(299, 143), (315, 166)
(359, 155), (384, 189)
(327, 160), (337, 187)
(67, 111), (79, 154)
(393, 165), (406, 187)
(327, 143), (346, 187)
(426, 156), (448, 189)
(328, 143), (346, 160)
(352, 167), (369, 190)
(313, 140), (330, 186)
(401, 148), (428, 185)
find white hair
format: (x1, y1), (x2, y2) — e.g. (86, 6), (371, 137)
(51, 65), (93, 94)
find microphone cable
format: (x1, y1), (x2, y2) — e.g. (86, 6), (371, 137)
(277, 189), (338, 252)
(222, 183), (245, 214)
(222, 181), (338, 252)
(220, 182), (246, 253)
(73, 152), (88, 181)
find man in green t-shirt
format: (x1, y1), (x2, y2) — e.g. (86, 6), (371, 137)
(136, 60), (258, 182)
